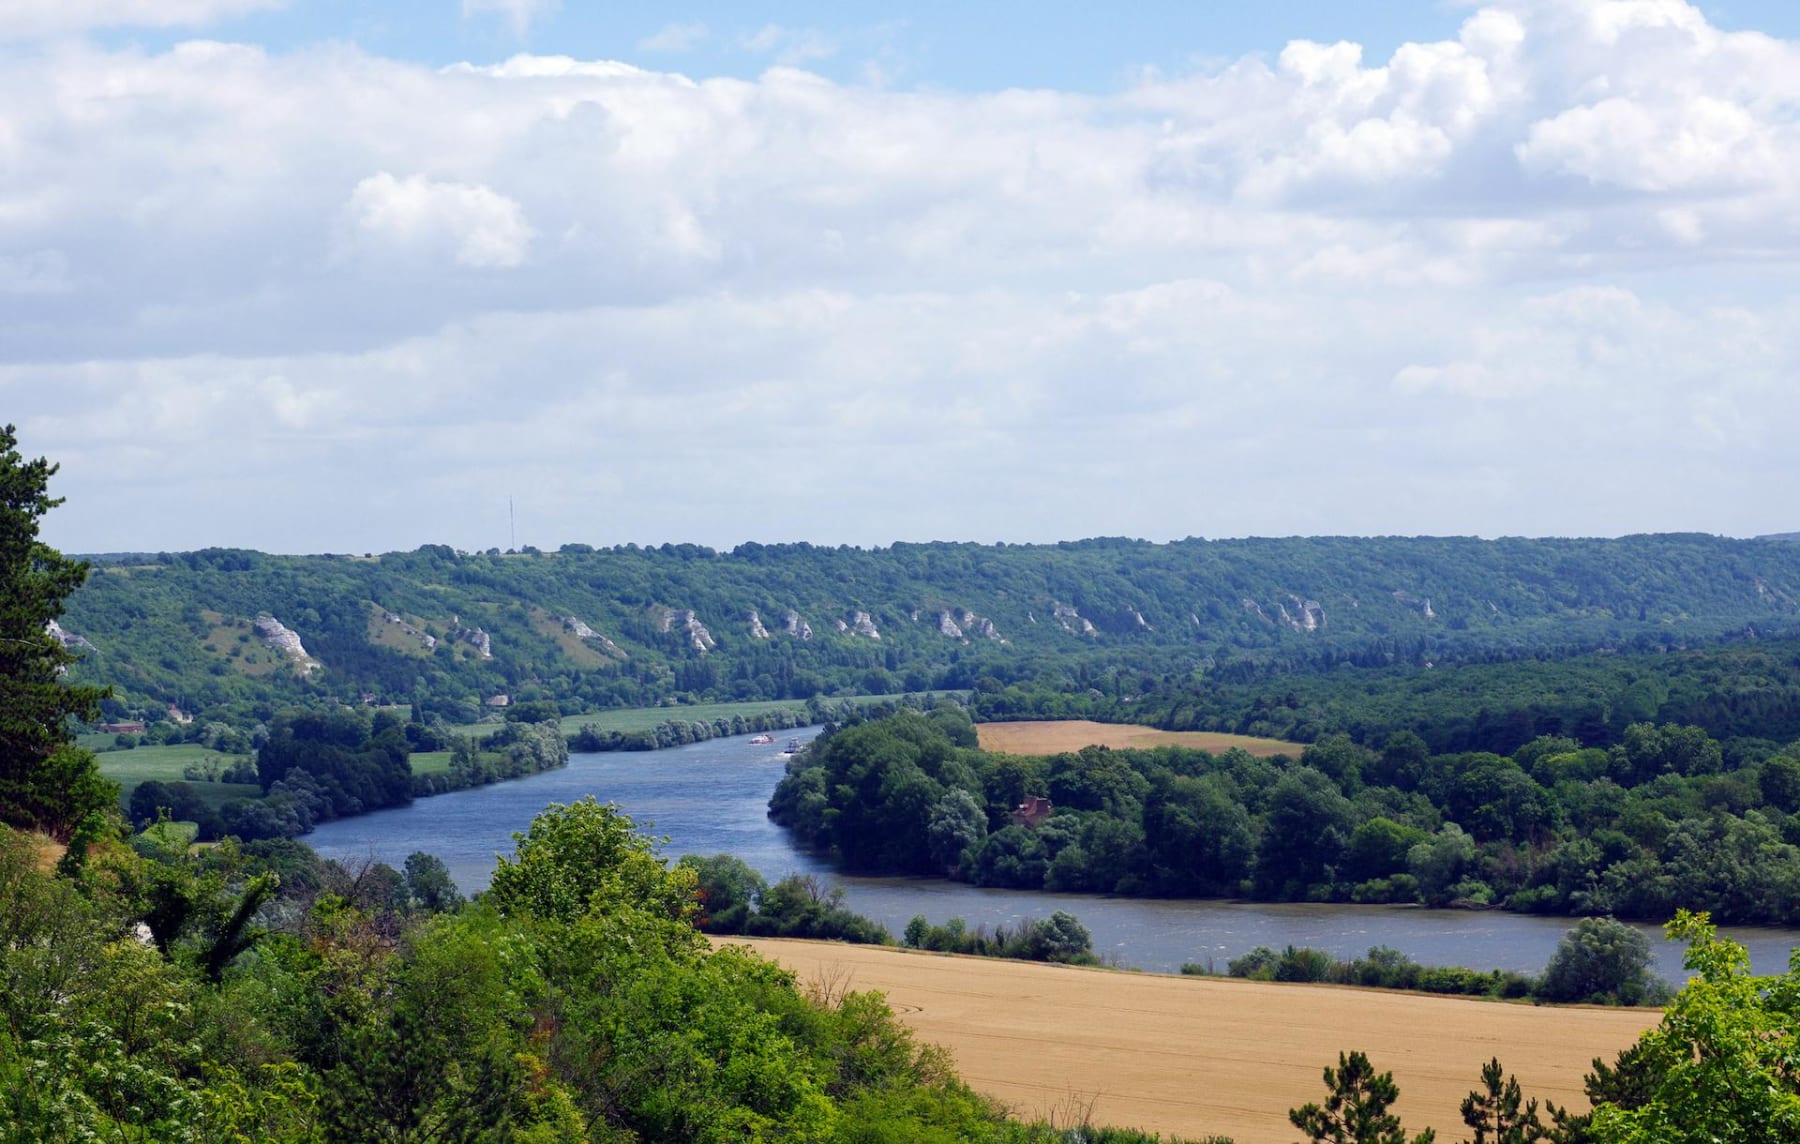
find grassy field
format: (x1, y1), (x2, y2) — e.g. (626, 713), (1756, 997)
(729, 938), (1656, 1144)
(96, 745), (259, 809)
(411, 751), (453, 776)
(976, 720), (1308, 758)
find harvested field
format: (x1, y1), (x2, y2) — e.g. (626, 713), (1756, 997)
(727, 938), (1656, 1144)
(977, 719), (1307, 758)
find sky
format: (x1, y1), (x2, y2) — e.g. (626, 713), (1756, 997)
(5, 0), (1800, 555)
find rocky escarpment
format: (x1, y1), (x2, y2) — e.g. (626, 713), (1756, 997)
(748, 611), (771, 639)
(563, 616), (627, 659)
(938, 608), (1003, 642)
(447, 617), (493, 658)
(46, 619), (95, 652)
(850, 611), (881, 640)
(781, 610), (813, 640)
(1281, 597), (1326, 632)
(652, 606), (716, 652)
(1392, 589), (1436, 620)
(1052, 603), (1098, 637)
(255, 615), (320, 674)
(382, 612), (437, 650)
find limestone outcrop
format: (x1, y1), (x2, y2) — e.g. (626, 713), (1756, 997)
(563, 616), (626, 659)
(1052, 603), (1097, 637)
(851, 611), (880, 640)
(255, 615), (320, 674)
(748, 611), (771, 639)
(382, 612), (437, 650)
(781, 610), (813, 640)
(46, 619), (95, 652)
(447, 616), (492, 658)
(652, 606), (715, 652)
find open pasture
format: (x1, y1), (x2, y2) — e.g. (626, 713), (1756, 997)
(728, 938), (1656, 1144)
(976, 720), (1307, 758)
(96, 745), (258, 808)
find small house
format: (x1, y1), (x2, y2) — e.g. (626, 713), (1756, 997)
(1011, 795), (1053, 829)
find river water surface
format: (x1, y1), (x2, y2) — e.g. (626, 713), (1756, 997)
(307, 729), (1800, 980)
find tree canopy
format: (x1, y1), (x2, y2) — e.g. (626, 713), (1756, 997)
(0, 425), (111, 840)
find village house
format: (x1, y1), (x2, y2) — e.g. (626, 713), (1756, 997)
(1010, 795), (1053, 829)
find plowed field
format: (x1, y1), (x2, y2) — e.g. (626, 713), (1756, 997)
(976, 720), (1306, 758)
(726, 938), (1657, 1144)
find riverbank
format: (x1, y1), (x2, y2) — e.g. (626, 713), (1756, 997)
(725, 936), (1658, 1144)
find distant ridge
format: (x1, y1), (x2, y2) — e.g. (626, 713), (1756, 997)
(58, 534), (1800, 725)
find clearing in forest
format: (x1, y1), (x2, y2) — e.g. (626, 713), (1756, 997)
(728, 938), (1656, 1144)
(976, 719), (1306, 758)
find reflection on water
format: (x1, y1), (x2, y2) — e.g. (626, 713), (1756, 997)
(307, 729), (1800, 979)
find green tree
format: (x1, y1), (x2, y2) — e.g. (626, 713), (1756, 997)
(0, 426), (111, 840)
(487, 796), (697, 930)
(1459, 1057), (1553, 1143)
(1589, 910), (1800, 1141)
(679, 852), (767, 932)
(1289, 1050), (1435, 1143)
(402, 850), (464, 913)
(926, 787), (988, 874)
(1538, 916), (1661, 1005)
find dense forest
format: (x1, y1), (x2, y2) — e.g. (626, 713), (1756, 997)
(56, 534), (1800, 731)
(772, 706), (1800, 925)
(976, 634), (1800, 756)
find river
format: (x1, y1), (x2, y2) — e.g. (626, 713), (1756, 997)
(306, 728), (1800, 980)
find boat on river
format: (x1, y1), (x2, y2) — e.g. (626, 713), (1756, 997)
(782, 738), (802, 754)
(749, 733), (774, 744)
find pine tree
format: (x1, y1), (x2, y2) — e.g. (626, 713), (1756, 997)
(1290, 1050), (1436, 1144)
(0, 425), (113, 838)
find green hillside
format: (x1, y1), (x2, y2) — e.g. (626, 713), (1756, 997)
(56, 534), (1800, 729)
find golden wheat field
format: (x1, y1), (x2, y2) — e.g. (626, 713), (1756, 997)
(975, 720), (1308, 759)
(727, 938), (1657, 1144)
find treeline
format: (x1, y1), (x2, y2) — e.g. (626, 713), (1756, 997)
(771, 706), (1800, 924)
(409, 720), (569, 797)
(977, 633), (1800, 756)
(1196, 916), (1670, 1007)
(569, 706), (816, 752)
(680, 852), (1103, 965)
(0, 805), (1217, 1143)
(59, 533), (1800, 734)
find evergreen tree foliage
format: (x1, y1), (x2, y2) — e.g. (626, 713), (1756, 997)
(1288, 1050), (1435, 1144)
(0, 425), (111, 839)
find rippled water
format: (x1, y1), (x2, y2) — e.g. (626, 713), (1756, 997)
(307, 729), (1800, 979)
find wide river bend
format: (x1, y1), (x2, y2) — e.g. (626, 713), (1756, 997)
(307, 729), (1800, 979)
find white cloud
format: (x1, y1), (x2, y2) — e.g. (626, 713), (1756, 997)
(461, 0), (558, 39)
(0, 0), (280, 39)
(1518, 95), (1779, 191)
(639, 22), (708, 54)
(6, 0), (1800, 550)
(741, 25), (838, 65)
(343, 173), (534, 268)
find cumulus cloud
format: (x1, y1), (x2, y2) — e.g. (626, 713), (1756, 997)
(343, 173), (534, 268)
(5, 0), (1800, 550)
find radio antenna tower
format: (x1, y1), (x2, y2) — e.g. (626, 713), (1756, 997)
(509, 496), (516, 551)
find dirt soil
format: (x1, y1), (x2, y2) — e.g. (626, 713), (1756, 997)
(977, 720), (1307, 759)
(726, 938), (1658, 1144)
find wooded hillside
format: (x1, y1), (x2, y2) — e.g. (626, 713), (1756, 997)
(57, 534), (1800, 727)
